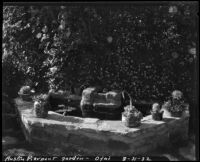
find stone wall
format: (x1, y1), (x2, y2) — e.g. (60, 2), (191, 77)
(15, 98), (189, 156)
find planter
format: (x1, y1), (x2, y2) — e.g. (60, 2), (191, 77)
(163, 108), (183, 118)
(18, 92), (32, 101)
(121, 91), (142, 128)
(122, 112), (141, 127)
(162, 98), (188, 118)
(151, 111), (163, 121)
(170, 111), (183, 117)
(33, 101), (49, 118)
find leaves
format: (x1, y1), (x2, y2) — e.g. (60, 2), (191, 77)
(2, 3), (197, 100)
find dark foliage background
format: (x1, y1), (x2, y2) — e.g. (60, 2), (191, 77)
(2, 2), (198, 103)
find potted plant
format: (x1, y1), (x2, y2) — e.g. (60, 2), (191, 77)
(18, 86), (35, 101)
(151, 103), (163, 121)
(162, 90), (187, 117)
(121, 91), (143, 127)
(33, 94), (50, 118)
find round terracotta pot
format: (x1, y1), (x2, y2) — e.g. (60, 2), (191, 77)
(33, 101), (48, 118)
(151, 111), (163, 121)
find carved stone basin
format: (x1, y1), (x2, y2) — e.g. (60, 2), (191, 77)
(15, 98), (189, 156)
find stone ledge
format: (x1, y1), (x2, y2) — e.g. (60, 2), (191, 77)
(15, 98), (189, 155)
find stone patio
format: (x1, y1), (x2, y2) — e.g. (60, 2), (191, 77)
(15, 98), (189, 156)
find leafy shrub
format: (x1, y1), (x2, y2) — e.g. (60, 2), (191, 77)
(2, 54), (24, 98)
(172, 90), (183, 100)
(33, 94), (48, 102)
(152, 103), (161, 112)
(162, 90), (186, 113)
(2, 3), (197, 102)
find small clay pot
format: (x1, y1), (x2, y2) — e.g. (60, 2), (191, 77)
(33, 101), (48, 118)
(151, 111), (163, 121)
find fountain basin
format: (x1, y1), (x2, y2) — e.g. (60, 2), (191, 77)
(15, 98), (189, 156)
